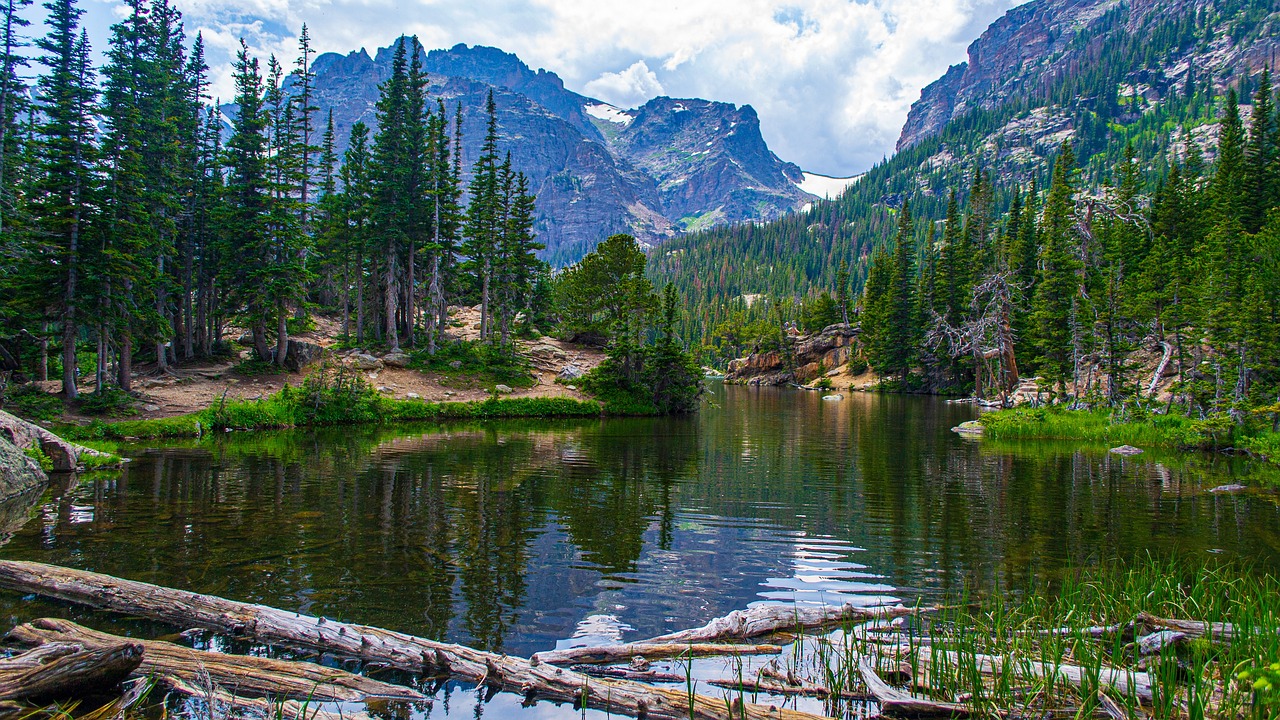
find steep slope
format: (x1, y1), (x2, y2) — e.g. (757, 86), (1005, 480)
(307, 42), (813, 266)
(650, 0), (1280, 340)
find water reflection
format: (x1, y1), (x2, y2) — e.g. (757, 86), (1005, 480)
(2, 385), (1278, 661)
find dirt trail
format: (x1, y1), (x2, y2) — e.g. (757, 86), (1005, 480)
(40, 308), (606, 422)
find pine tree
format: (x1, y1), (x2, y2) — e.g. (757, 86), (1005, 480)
(0, 0), (31, 235)
(33, 0), (98, 398)
(219, 40), (274, 361)
(885, 200), (919, 381)
(463, 89), (502, 343)
(1243, 68), (1275, 234)
(1031, 142), (1082, 396)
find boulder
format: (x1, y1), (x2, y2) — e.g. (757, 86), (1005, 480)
(494, 384), (514, 394)
(448, 360), (463, 369)
(383, 352), (411, 368)
(406, 392), (421, 400)
(275, 339), (324, 372)
(1109, 445), (1144, 456)
(1209, 484), (1246, 494)
(0, 434), (45, 502)
(821, 394), (843, 401)
(0, 410), (111, 471)
(951, 420), (985, 436)
(350, 353), (383, 370)
(558, 364), (585, 381)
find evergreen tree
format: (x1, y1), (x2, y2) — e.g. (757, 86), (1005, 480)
(1031, 142), (1082, 396)
(32, 0), (97, 397)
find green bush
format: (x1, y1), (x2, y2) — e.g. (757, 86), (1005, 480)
(409, 340), (535, 390)
(77, 387), (137, 417)
(232, 358), (279, 377)
(23, 444), (53, 471)
(0, 383), (64, 421)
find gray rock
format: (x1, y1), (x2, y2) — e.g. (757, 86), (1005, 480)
(406, 392), (421, 400)
(951, 420), (985, 436)
(1209, 484), (1247, 494)
(821, 394), (843, 401)
(0, 434), (45, 502)
(377, 386), (394, 394)
(0, 409), (110, 471)
(143, 404), (161, 412)
(566, 385), (578, 391)
(274, 339), (325, 372)
(449, 360), (463, 369)
(558, 364), (585, 381)
(494, 384), (514, 394)
(350, 353), (383, 370)
(383, 351), (411, 368)
(1110, 445), (1144, 456)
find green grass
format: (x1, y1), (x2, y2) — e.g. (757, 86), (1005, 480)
(977, 407), (1279, 456)
(1, 383), (64, 421)
(57, 386), (602, 442)
(774, 556), (1280, 719)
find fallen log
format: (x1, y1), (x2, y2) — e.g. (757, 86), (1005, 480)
(706, 676), (874, 701)
(916, 647), (1153, 703)
(1135, 612), (1261, 642)
(8, 617), (424, 703)
(572, 665), (687, 683)
(0, 641), (142, 702)
(645, 603), (921, 644)
(0, 560), (828, 720)
(856, 660), (969, 718)
(162, 675), (370, 720)
(534, 642), (782, 666)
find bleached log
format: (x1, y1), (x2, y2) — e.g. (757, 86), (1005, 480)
(0, 641), (142, 702)
(534, 642), (782, 666)
(916, 647), (1153, 703)
(644, 603), (921, 644)
(162, 675), (370, 720)
(856, 659), (970, 718)
(7, 617), (424, 703)
(0, 560), (827, 720)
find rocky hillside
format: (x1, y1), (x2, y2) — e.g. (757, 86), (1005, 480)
(307, 42), (813, 266)
(898, 0), (1279, 153)
(650, 0), (1280, 340)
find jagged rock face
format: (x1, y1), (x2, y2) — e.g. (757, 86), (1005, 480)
(897, 0), (1280, 153)
(725, 323), (859, 386)
(0, 435), (45, 503)
(307, 42), (813, 266)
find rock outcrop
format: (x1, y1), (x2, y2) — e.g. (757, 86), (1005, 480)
(0, 410), (110, 472)
(0, 434), (45, 502)
(725, 324), (859, 386)
(897, 0), (1280, 153)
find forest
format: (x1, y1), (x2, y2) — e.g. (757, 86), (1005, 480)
(0, 0), (700, 417)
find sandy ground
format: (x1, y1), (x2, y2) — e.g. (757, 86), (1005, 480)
(39, 307), (606, 422)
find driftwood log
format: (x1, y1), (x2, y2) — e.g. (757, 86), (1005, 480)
(536, 602), (920, 666)
(162, 675), (371, 720)
(916, 647), (1154, 703)
(0, 560), (829, 720)
(8, 618), (424, 703)
(535, 641), (783, 666)
(856, 660), (969, 718)
(0, 641), (142, 702)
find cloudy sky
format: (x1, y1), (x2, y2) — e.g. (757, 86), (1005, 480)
(74, 0), (1024, 176)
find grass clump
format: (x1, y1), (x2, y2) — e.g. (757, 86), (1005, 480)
(76, 387), (137, 417)
(977, 407), (1273, 453)
(23, 444), (52, 471)
(0, 383), (63, 421)
(795, 556), (1280, 720)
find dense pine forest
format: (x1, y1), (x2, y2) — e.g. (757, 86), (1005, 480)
(652, 0), (1278, 372)
(0, 0), (701, 416)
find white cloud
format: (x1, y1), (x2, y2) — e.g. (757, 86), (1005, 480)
(74, 0), (1024, 174)
(583, 60), (664, 109)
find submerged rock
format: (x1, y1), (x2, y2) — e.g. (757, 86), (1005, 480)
(951, 420), (985, 436)
(821, 394), (843, 401)
(1209, 484), (1247, 494)
(1110, 445), (1144, 456)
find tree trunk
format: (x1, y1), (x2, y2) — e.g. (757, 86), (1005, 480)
(117, 331), (132, 392)
(0, 640), (142, 703)
(385, 241), (399, 351)
(481, 257), (491, 342)
(275, 298), (289, 368)
(355, 249), (365, 344)
(252, 319), (271, 362)
(36, 324), (48, 382)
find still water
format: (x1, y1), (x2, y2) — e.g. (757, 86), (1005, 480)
(1, 384), (1278, 714)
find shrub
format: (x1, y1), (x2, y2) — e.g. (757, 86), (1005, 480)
(409, 340), (535, 390)
(0, 383), (64, 421)
(23, 444), (52, 471)
(77, 387), (137, 417)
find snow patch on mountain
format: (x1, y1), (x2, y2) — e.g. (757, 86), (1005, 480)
(584, 103), (634, 126)
(796, 172), (862, 199)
